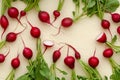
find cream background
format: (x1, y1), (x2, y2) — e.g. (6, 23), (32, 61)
(0, 0), (120, 80)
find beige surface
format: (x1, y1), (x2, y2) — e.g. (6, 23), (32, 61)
(0, 0), (120, 80)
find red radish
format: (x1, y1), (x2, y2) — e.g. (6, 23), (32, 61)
(7, 7), (23, 26)
(64, 56), (75, 69)
(53, 10), (60, 22)
(0, 48), (10, 63)
(111, 13), (120, 23)
(53, 46), (64, 63)
(88, 50), (99, 68)
(103, 48), (113, 58)
(55, 17), (73, 35)
(117, 26), (120, 34)
(0, 15), (9, 39)
(19, 10), (26, 19)
(43, 40), (54, 54)
(96, 32), (107, 43)
(101, 19), (112, 37)
(21, 36), (33, 59)
(65, 43), (81, 59)
(11, 55), (20, 69)
(6, 27), (26, 42)
(38, 11), (55, 27)
(26, 17), (41, 38)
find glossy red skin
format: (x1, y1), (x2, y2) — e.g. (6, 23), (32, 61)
(64, 56), (75, 69)
(117, 26), (120, 34)
(53, 50), (61, 63)
(0, 54), (5, 63)
(23, 47), (33, 59)
(53, 10), (60, 18)
(103, 48), (113, 58)
(97, 33), (107, 43)
(11, 58), (20, 69)
(101, 19), (110, 29)
(38, 11), (50, 23)
(20, 10), (26, 17)
(88, 56), (99, 68)
(6, 32), (17, 42)
(8, 7), (19, 18)
(30, 27), (41, 38)
(0, 15), (9, 29)
(75, 51), (81, 59)
(61, 17), (73, 28)
(111, 13), (120, 23)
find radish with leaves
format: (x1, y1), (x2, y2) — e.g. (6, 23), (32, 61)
(5, 55), (20, 80)
(52, 0), (65, 22)
(43, 40), (54, 54)
(103, 48), (113, 58)
(117, 26), (120, 35)
(50, 46), (67, 80)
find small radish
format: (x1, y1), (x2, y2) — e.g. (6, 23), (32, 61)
(11, 55), (20, 69)
(52, 10), (60, 22)
(43, 40), (54, 54)
(88, 49), (99, 68)
(53, 46), (64, 63)
(117, 26), (120, 35)
(0, 48), (10, 63)
(0, 15), (9, 39)
(54, 17), (73, 35)
(6, 27), (26, 42)
(103, 48), (113, 58)
(21, 36), (33, 59)
(111, 13), (120, 23)
(19, 10), (26, 20)
(96, 32), (107, 43)
(7, 7), (23, 26)
(26, 17), (41, 38)
(64, 56), (75, 69)
(101, 19), (112, 37)
(65, 43), (81, 59)
(38, 11), (55, 27)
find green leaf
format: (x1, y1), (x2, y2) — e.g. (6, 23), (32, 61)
(71, 70), (77, 80)
(0, 40), (6, 50)
(16, 74), (32, 80)
(87, 0), (96, 8)
(104, 0), (120, 12)
(77, 75), (88, 80)
(61, 77), (66, 80)
(111, 35), (117, 44)
(56, 67), (68, 75)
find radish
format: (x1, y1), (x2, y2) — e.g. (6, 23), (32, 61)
(0, 15), (9, 39)
(21, 36), (33, 59)
(11, 55), (20, 69)
(6, 27), (26, 42)
(101, 19), (112, 37)
(53, 46), (64, 63)
(103, 48), (113, 58)
(96, 32), (107, 43)
(52, 10), (60, 22)
(7, 7), (23, 26)
(88, 49), (99, 68)
(111, 13), (120, 23)
(0, 47), (10, 63)
(64, 56), (75, 69)
(117, 26), (120, 35)
(55, 17), (73, 35)
(26, 17), (41, 38)
(19, 10), (26, 20)
(38, 11), (55, 27)
(43, 40), (54, 54)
